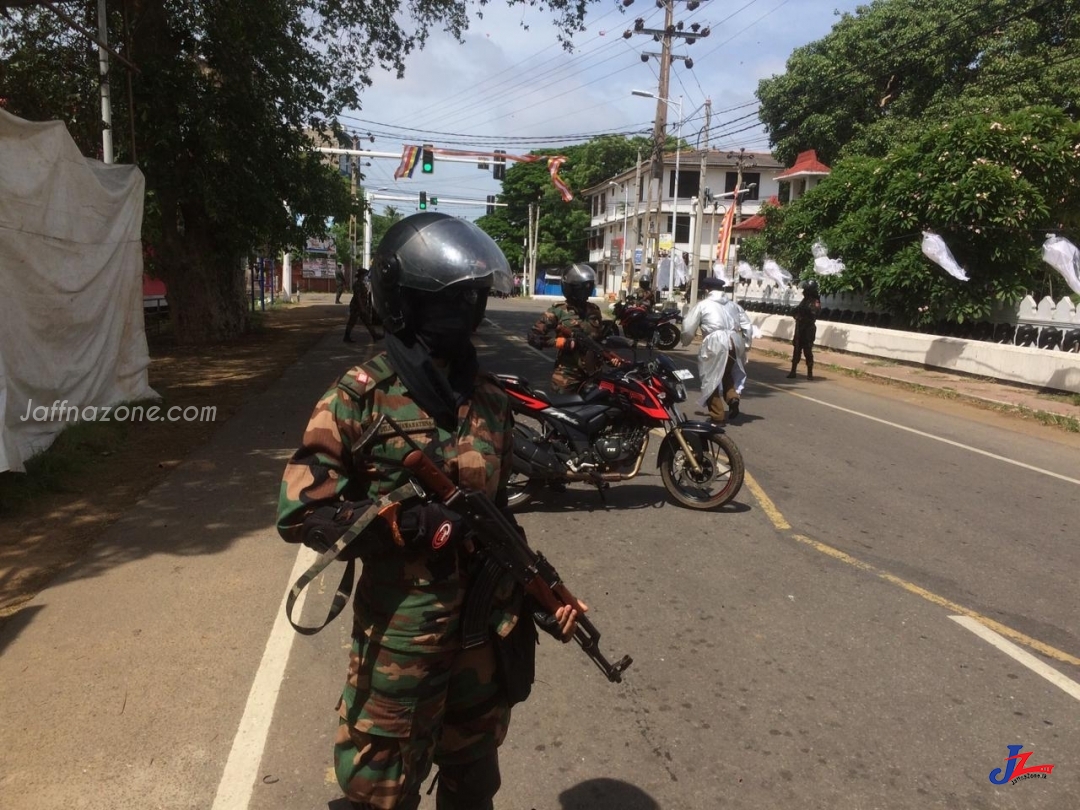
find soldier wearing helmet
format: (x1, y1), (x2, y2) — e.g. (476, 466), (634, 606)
(277, 213), (585, 810)
(629, 273), (657, 310)
(527, 263), (607, 393)
(788, 278), (822, 379)
(343, 266), (379, 343)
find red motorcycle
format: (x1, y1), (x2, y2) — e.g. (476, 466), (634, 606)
(496, 338), (744, 511)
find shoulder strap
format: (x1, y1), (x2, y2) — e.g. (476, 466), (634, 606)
(286, 481), (424, 635)
(337, 353), (396, 401)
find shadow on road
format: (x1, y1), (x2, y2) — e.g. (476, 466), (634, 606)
(559, 777), (660, 810)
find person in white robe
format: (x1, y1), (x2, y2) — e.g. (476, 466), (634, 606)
(720, 286), (753, 404)
(680, 277), (741, 422)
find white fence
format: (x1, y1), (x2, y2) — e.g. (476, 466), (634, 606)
(734, 281), (1080, 352)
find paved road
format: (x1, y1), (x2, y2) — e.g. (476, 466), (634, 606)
(1, 297), (1077, 809)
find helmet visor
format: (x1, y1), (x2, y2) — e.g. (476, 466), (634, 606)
(391, 215), (512, 295)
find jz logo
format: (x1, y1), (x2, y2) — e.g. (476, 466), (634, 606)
(988, 745), (1054, 785)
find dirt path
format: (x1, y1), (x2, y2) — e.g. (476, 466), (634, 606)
(0, 299), (347, 617)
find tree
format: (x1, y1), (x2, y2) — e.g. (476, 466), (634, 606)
(757, 0), (1080, 165)
(0, 0), (596, 343)
(754, 107), (1080, 327)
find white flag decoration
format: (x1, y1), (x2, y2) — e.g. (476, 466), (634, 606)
(763, 259), (793, 287)
(1042, 234), (1080, 295)
(921, 231), (969, 281)
(736, 261), (755, 281)
(811, 239), (846, 276)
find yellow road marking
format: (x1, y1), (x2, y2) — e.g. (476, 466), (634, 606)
(744, 472), (1080, 668)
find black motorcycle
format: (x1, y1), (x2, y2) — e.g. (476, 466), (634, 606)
(609, 299), (683, 350)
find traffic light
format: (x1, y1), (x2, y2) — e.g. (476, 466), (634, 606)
(486, 195), (495, 216)
(430, 196), (438, 207)
(421, 145), (434, 174)
(493, 149), (506, 181)
(418, 191), (427, 210)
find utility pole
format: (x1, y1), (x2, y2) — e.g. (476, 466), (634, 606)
(728, 147), (757, 225)
(623, 0), (709, 289)
(97, 0), (112, 163)
(349, 133), (360, 281)
(688, 98), (711, 306)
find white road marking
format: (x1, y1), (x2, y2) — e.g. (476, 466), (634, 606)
(212, 545), (319, 810)
(950, 615), (1080, 702)
(756, 381), (1080, 487)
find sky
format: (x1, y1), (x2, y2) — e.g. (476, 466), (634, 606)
(343, 0), (867, 219)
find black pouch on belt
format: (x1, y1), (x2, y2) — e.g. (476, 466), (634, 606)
(492, 597), (539, 707)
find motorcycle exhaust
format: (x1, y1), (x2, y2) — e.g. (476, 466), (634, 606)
(512, 427), (564, 479)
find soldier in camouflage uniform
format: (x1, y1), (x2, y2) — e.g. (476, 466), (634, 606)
(278, 212), (584, 810)
(527, 263), (607, 393)
(788, 279), (822, 380)
(344, 266), (379, 343)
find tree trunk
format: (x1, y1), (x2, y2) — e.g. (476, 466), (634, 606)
(158, 216), (249, 345)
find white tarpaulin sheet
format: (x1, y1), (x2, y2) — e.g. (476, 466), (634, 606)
(0, 109), (157, 472)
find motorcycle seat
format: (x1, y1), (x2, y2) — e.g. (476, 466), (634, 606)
(537, 391), (584, 406)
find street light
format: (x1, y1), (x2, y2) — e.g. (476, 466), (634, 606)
(632, 89), (683, 300)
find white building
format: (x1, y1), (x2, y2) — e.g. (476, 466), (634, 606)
(582, 149), (830, 296)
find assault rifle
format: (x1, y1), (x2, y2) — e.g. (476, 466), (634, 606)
(379, 414), (632, 683)
(554, 324), (629, 368)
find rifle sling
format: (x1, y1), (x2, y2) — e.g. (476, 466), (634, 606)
(286, 482), (424, 635)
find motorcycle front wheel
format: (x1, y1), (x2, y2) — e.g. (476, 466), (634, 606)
(655, 322), (681, 350)
(660, 432), (744, 509)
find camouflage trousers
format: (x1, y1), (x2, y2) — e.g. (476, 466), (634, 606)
(550, 365), (589, 394)
(334, 634), (510, 809)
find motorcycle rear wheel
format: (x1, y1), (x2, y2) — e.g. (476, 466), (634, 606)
(506, 414), (557, 511)
(660, 432), (744, 509)
(655, 322), (681, 350)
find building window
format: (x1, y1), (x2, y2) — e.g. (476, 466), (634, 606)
(665, 213), (691, 243)
(725, 171), (760, 200)
(668, 170), (700, 199)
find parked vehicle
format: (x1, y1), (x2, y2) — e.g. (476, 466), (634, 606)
(496, 337), (744, 511)
(609, 299), (683, 350)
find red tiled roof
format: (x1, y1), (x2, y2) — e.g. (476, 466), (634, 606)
(775, 149), (831, 181)
(733, 214), (766, 231)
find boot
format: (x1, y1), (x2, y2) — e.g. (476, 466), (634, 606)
(786, 362), (797, 379)
(343, 332), (355, 343)
(807, 363), (814, 380)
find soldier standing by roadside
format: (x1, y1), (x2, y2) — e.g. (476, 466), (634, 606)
(527, 263), (607, 393)
(335, 264), (347, 304)
(343, 267), (379, 343)
(277, 212), (584, 810)
(788, 279), (822, 380)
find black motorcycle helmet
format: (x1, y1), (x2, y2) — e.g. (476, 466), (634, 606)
(802, 278), (821, 299)
(370, 212), (512, 336)
(561, 263), (597, 306)
(638, 274), (652, 291)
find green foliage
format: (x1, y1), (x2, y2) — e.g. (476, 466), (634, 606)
(758, 0), (1080, 165)
(756, 107), (1080, 326)
(0, 0), (596, 341)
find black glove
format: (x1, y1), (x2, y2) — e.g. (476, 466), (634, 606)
(301, 501), (373, 557)
(397, 502), (467, 555)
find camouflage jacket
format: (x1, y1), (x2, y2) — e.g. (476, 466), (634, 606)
(527, 301), (605, 386)
(277, 353), (517, 654)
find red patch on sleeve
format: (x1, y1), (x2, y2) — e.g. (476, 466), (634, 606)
(354, 369), (371, 386)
